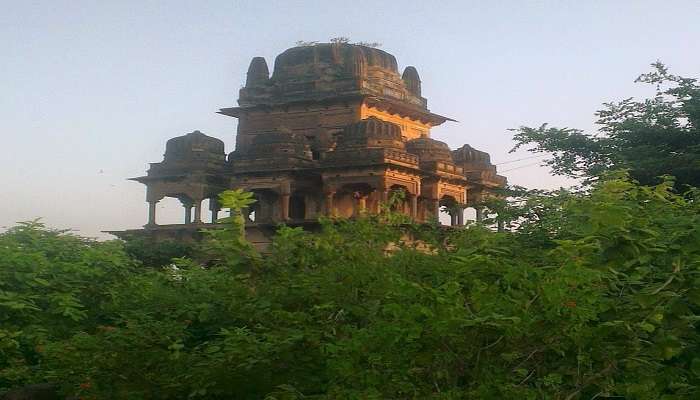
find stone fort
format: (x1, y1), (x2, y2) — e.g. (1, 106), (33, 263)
(114, 43), (505, 243)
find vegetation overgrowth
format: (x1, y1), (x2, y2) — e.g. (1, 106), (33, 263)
(2, 64), (699, 399)
(1, 175), (699, 399)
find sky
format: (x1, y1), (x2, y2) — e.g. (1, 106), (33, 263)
(2, 0), (699, 239)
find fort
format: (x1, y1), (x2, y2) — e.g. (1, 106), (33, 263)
(111, 43), (506, 245)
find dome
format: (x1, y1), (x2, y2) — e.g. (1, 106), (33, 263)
(164, 131), (225, 163)
(406, 137), (453, 163)
(271, 43), (399, 81)
(335, 117), (404, 150)
(240, 130), (312, 160)
(452, 144), (492, 165)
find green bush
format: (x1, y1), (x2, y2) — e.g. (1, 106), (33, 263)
(1, 177), (699, 399)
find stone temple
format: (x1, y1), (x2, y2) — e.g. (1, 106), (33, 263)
(113, 43), (506, 244)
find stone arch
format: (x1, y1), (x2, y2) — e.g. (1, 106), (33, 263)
(247, 189), (279, 223)
(153, 196), (184, 225)
(388, 184), (411, 215)
(439, 195), (459, 226)
(289, 193), (306, 220)
(336, 183), (374, 218)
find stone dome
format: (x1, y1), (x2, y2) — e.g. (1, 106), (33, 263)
(164, 130), (225, 163)
(271, 43), (398, 81)
(452, 144), (492, 165)
(242, 130), (312, 159)
(406, 137), (453, 163)
(335, 117), (405, 150)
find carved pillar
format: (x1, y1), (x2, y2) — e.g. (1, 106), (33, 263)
(325, 192), (335, 216)
(305, 195), (316, 219)
(431, 199), (440, 221)
(450, 211), (458, 226)
(381, 189), (390, 204)
(193, 199), (202, 223)
(280, 194), (290, 221)
(475, 208), (484, 223)
(410, 195), (418, 220)
(184, 206), (192, 224)
(357, 194), (367, 215)
(371, 191), (381, 214)
(147, 200), (158, 226)
(456, 207), (464, 226)
(210, 199), (220, 223)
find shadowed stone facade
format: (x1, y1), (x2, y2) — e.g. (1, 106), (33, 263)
(111, 43), (506, 244)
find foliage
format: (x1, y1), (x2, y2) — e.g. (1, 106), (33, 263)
(197, 189), (259, 269)
(123, 237), (193, 268)
(511, 63), (700, 190)
(1, 178), (699, 399)
(0, 221), (137, 391)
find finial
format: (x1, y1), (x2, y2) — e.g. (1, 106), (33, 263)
(245, 57), (269, 87)
(402, 66), (421, 96)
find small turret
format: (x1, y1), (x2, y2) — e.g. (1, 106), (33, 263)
(245, 57), (269, 87)
(163, 130), (225, 163)
(402, 66), (421, 96)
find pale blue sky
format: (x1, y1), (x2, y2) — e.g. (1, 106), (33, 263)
(2, 1), (698, 238)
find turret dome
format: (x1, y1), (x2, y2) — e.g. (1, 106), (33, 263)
(164, 130), (225, 163)
(335, 117), (404, 150)
(405, 137), (453, 163)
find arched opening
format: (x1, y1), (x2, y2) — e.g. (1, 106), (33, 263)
(155, 196), (188, 225)
(289, 194), (306, 220)
(464, 207), (478, 224)
(201, 199), (212, 223)
(336, 183), (374, 218)
(439, 195), (458, 226)
(248, 189), (278, 223)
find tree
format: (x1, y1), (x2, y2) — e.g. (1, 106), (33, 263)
(2, 177), (700, 399)
(511, 63), (700, 190)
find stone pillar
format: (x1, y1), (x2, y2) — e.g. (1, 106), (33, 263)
(475, 208), (484, 223)
(430, 199), (440, 221)
(381, 189), (390, 204)
(209, 198), (220, 223)
(410, 195), (418, 220)
(147, 200), (158, 226)
(193, 199), (202, 223)
(324, 192), (335, 216)
(456, 208), (464, 226)
(184, 206), (192, 224)
(280, 193), (290, 221)
(369, 190), (380, 214)
(357, 195), (367, 216)
(305, 195), (316, 219)
(450, 211), (458, 226)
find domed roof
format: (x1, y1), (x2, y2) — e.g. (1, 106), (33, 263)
(406, 137), (453, 163)
(335, 117), (404, 150)
(240, 129), (312, 160)
(272, 43), (398, 81)
(452, 144), (492, 165)
(164, 131), (225, 163)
